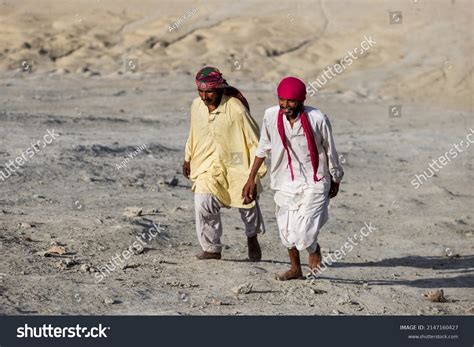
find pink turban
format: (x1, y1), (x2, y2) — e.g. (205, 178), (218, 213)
(277, 77), (307, 101)
(195, 66), (226, 90)
(276, 76), (321, 182)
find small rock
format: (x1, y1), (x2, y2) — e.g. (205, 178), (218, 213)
(424, 289), (447, 302)
(18, 222), (34, 229)
(231, 282), (253, 295)
(46, 245), (67, 255)
(123, 206), (143, 218)
(55, 258), (77, 270)
(166, 177), (179, 186)
(81, 175), (92, 182)
(79, 264), (90, 272)
(104, 298), (115, 305)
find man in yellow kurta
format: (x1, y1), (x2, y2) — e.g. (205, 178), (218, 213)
(183, 67), (267, 260)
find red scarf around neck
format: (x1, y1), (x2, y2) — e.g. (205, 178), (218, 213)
(277, 108), (321, 182)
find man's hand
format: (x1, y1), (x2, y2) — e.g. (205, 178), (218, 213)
(329, 180), (340, 199)
(242, 179), (257, 205)
(182, 160), (190, 178)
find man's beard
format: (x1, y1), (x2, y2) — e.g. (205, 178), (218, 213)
(281, 107), (299, 117)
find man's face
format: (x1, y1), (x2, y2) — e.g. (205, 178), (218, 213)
(198, 88), (223, 106)
(279, 97), (302, 117)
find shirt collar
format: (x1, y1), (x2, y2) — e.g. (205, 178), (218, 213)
(209, 94), (229, 114)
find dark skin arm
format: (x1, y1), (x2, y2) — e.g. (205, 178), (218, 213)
(182, 160), (190, 178)
(329, 180), (339, 198)
(242, 156), (265, 204)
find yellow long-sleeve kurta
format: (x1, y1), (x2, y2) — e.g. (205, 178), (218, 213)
(185, 95), (267, 209)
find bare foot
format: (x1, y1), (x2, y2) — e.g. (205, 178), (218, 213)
(195, 251), (221, 260)
(308, 243), (322, 270)
(275, 268), (304, 281)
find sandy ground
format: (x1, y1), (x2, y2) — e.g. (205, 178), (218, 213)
(0, 0), (473, 315)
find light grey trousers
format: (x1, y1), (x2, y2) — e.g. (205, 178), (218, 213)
(194, 193), (265, 253)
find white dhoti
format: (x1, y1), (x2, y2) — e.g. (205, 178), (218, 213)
(274, 179), (330, 252)
(255, 105), (344, 253)
(194, 193), (265, 253)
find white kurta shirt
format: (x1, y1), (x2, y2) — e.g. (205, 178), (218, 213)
(255, 105), (344, 193)
(255, 105), (344, 251)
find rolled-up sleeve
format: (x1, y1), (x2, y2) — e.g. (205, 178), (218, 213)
(321, 115), (344, 183)
(255, 115), (272, 159)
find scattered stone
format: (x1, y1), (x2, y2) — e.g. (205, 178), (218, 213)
(104, 298), (115, 305)
(18, 222), (34, 229)
(446, 251), (461, 258)
(80, 174), (92, 182)
(424, 289), (447, 302)
(123, 206), (142, 218)
(454, 218), (467, 225)
(45, 245), (66, 255)
(56, 258), (77, 270)
(79, 264), (91, 272)
(143, 208), (160, 215)
(166, 177), (179, 186)
(332, 309), (343, 315)
(231, 282), (253, 295)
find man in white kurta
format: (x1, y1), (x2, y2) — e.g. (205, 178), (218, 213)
(242, 76), (343, 280)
